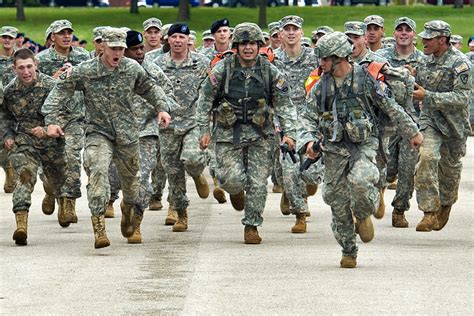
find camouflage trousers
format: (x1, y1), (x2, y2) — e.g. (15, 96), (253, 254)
(0, 148), (9, 169)
(9, 143), (65, 213)
(150, 134), (167, 202)
(271, 134), (282, 185)
(215, 138), (273, 227)
(61, 120), (84, 199)
(108, 162), (121, 202)
(137, 136), (159, 213)
(160, 127), (208, 211)
(208, 140), (217, 178)
(375, 136), (390, 189)
(83, 133), (140, 216)
(387, 134), (419, 212)
(415, 126), (466, 213)
(322, 138), (379, 257)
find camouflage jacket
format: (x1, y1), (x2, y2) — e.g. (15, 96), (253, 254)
(201, 43), (232, 60)
(351, 49), (387, 65)
(36, 46), (91, 126)
(274, 46), (319, 110)
(377, 46), (424, 68)
(1, 72), (58, 148)
(42, 56), (170, 145)
(144, 47), (164, 64)
(416, 46), (472, 138)
(299, 63), (419, 156)
(196, 55), (297, 143)
(0, 54), (15, 86)
(154, 51), (210, 133)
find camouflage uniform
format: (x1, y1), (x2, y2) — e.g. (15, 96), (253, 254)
(300, 32), (419, 258)
(1, 73), (66, 213)
(153, 50), (210, 212)
(42, 46), (170, 216)
(36, 22), (91, 200)
(197, 26), (297, 228)
(414, 21), (472, 216)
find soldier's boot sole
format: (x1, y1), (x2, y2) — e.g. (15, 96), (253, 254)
(306, 184), (318, 196)
(42, 194), (55, 215)
(356, 216), (374, 243)
(230, 191), (245, 211)
(213, 188), (227, 203)
(433, 205), (452, 231)
(193, 174), (210, 199)
(340, 256), (357, 268)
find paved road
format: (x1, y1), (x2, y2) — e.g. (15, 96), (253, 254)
(1, 138), (473, 314)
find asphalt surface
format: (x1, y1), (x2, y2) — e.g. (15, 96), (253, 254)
(1, 138), (473, 314)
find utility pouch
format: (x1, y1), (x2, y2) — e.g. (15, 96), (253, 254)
(344, 111), (372, 143)
(216, 101), (237, 127)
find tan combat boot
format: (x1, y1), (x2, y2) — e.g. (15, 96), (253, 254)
(244, 225), (262, 244)
(3, 165), (16, 193)
(272, 184), (283, 193)
(280, 192), (290, 215)
(374, 188), (385, 219)
(173, 209), (188, 232)
(433, 205), (452, 231)
(306, 184), (318, 196)
(148, 197), (163, 210)
(91, 215), (110, 249)
(13, 211), (28, 246)
(165, 207), (177, 225)
(193, 174), (210, 199)
(355, 216), (374, 243)
(416, 212), (438, 232)
(392, 209), (408, 228)
(64, 197), (78, 223)
(291, 213), (307, 233)
(212, 177), (227, 203)
(120, 201), (135, 237)
(340, 255), (357, 268)
(387, 178), (398, 190)
(127, 213), (143, 244)
(105, 200), (115, 218)
(42, 193), (55, 215)
(57, 197), (71, 228)
(230, 191), (245, 211)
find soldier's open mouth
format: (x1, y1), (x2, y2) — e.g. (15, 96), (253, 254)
(113, 58), (119, 62)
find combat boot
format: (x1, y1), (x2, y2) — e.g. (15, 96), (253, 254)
(280, 192), (290, 215)
(165, 207), (177, 225)
(291, 213), (307, 233)
(105, 200), (115, 218)
(416, 212), (438, 232)
(392, 209), (408, 228)
(244, 225), (261, 244)
(387, 178), (398, 190)
(64, 197), (78, 223)
(173, 209), (188, 232)
(374, 188), (385, 219)
(212, 177), (227, 203)
(120, 201), (135, 238)
(272, 184), (283, 193)
(306, 184), (318, 196)
(433, 205), (452, 231)
(57, 197), (71, 228)
(230, 191), (245, 211)
(340, 255), (357, 268)
(127, 213), (143, 244)
(355, 216), (374, 243)
(3, 165), (16, 193)
(193, 174), (210, 199)
(42, 193), (55, 215)
(148, 197), (163, 210)
(91, 215), (110, 249)
(12, 211), (28, 246)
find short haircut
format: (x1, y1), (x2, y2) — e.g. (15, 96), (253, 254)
(13, 48), (35, 64)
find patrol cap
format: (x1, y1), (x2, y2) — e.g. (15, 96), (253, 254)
(263, 32), (270, 41)
(102, 27), (127, 48)
(119, 27), (131, 33)
(93, 26), (109, 41)
(301, 37), (311, 47)
(268, 22), (281, 36)
(394, 17), (416, 31)
(364, 15), (384, 27)
(202, 30), (214, 40)
(143, 17), (162, 31)
(45, 25), (53, 41)
(161, 24), (172, 40)
(168, 23), (190, 37)
(450, 34), (463, 44)
(280, 15), (303, 29)
(0, 26), (18, 38)
(314, 26), (334, 36)
(51, 20), (74, 34)
(126, 30), (144, 48)
(344, 21), (366, 36)
(211, 18), (230, 34)
(418, 20), (451, 39)
(190, 30), (197, 37)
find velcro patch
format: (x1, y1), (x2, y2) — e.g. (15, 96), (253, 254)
(209, 74), (218, 86)
(454, 62), (469, 75)
(276, 77), (286, 90)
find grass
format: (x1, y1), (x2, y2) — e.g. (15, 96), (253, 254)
(1, 5), (473, 52)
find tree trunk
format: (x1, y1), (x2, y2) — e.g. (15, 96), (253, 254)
(292, 0), (298, 5)
(130, 0), (139, 13)
(304, 0), (312, 5)
(453, 0), (463, 7)
(16, 0), (25, 21)
(177, 0), (190, 21)
(258, 0), (266, 28)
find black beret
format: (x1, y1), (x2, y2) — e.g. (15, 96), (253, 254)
(126, 30), (144, 48)
(16, 32), (25, 38)
(211, 18), (230, 34)
(167, 23), (190, 37)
